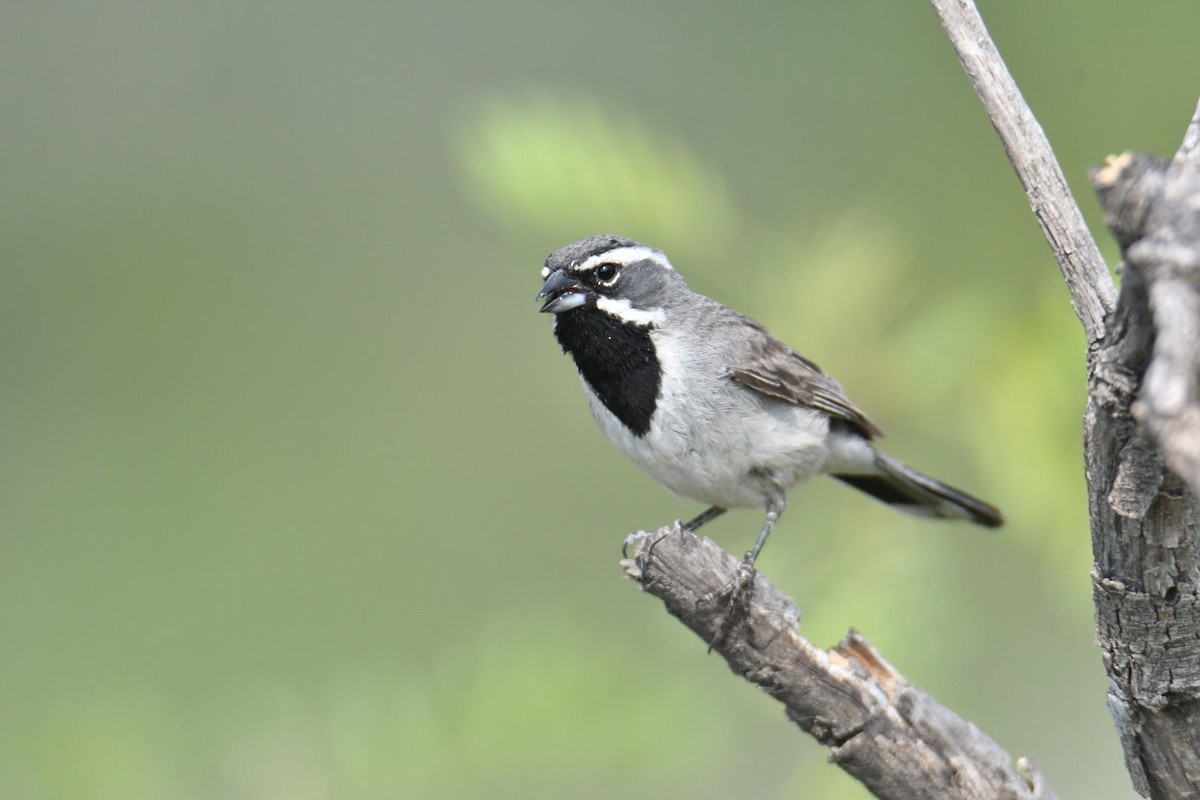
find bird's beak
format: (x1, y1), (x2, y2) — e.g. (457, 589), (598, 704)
(536, 268), (589, 313)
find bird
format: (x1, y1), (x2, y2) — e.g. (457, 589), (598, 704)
(535, 234), (1002, 594)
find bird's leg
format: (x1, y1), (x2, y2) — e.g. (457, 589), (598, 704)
(682, 505), (726, 532)
(709, 494), (786, 650)
(745, 494), (785, 572)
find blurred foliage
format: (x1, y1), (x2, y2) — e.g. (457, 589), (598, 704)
(458, 92), (736, 260)
(4, 2), (1200, 799)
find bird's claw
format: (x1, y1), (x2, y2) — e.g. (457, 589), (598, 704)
(621, 527), (676, 575)
(705, 551), (757, 651)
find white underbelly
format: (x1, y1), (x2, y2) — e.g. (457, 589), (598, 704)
(582, 369), (831, 510)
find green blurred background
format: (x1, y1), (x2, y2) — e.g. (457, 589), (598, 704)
(4, 1), (1198, 798)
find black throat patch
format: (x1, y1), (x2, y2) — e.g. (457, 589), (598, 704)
(553, 308), (661, 437)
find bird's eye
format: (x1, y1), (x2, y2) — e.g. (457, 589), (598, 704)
(596, 263), (619, 284)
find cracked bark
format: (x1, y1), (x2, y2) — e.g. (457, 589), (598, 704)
(933, 0), (1200, 794)
(1087, 150), (1200, 798)
(621, 528), (1057, 800)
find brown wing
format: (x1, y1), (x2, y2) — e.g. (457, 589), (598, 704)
(725, 315), (884, 440)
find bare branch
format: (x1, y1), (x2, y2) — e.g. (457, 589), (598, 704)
(929, 0), (1115, 343)
(927, 1), (1200, 795)
(1142, 275), (1200, 488)
(1092, 151), (1200, 497)
(1174, 96), (1200, 164)
(621, 527), (1058, 800)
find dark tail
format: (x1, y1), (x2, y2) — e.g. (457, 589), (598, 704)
(831, 452), (1003, 528)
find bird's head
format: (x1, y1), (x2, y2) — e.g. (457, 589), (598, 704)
(536, 235), (685, 327)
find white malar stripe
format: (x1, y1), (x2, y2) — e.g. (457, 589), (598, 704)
(596, 296), (665, 327)
(571, 246), (674, 273)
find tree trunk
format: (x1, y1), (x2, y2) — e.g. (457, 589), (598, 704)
(1087, 151), (1200, 799)
(934, 0), (1200, 793)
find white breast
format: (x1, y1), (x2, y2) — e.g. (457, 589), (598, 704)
(581, 326), (833, 510)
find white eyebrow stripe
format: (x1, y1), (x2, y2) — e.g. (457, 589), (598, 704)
(595, 296), (665, 327)
(570, 246), (674, 273)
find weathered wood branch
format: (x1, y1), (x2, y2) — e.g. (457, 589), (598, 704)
(928, 0), (1116, 344)
(1094, 150), (1200, 499)
(1175, 97), (1200, 165)
(621, 527), (1058, 800)
(1087, 149), (1200, 799)
(929, 0), (1200, 796)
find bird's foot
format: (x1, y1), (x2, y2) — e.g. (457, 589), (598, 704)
(704, 551), (757, 651)
(621, 526), (679, 578)
(620, 531), (644, 560)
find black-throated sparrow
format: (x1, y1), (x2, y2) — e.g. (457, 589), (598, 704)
(536, 235), (1002, 586)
